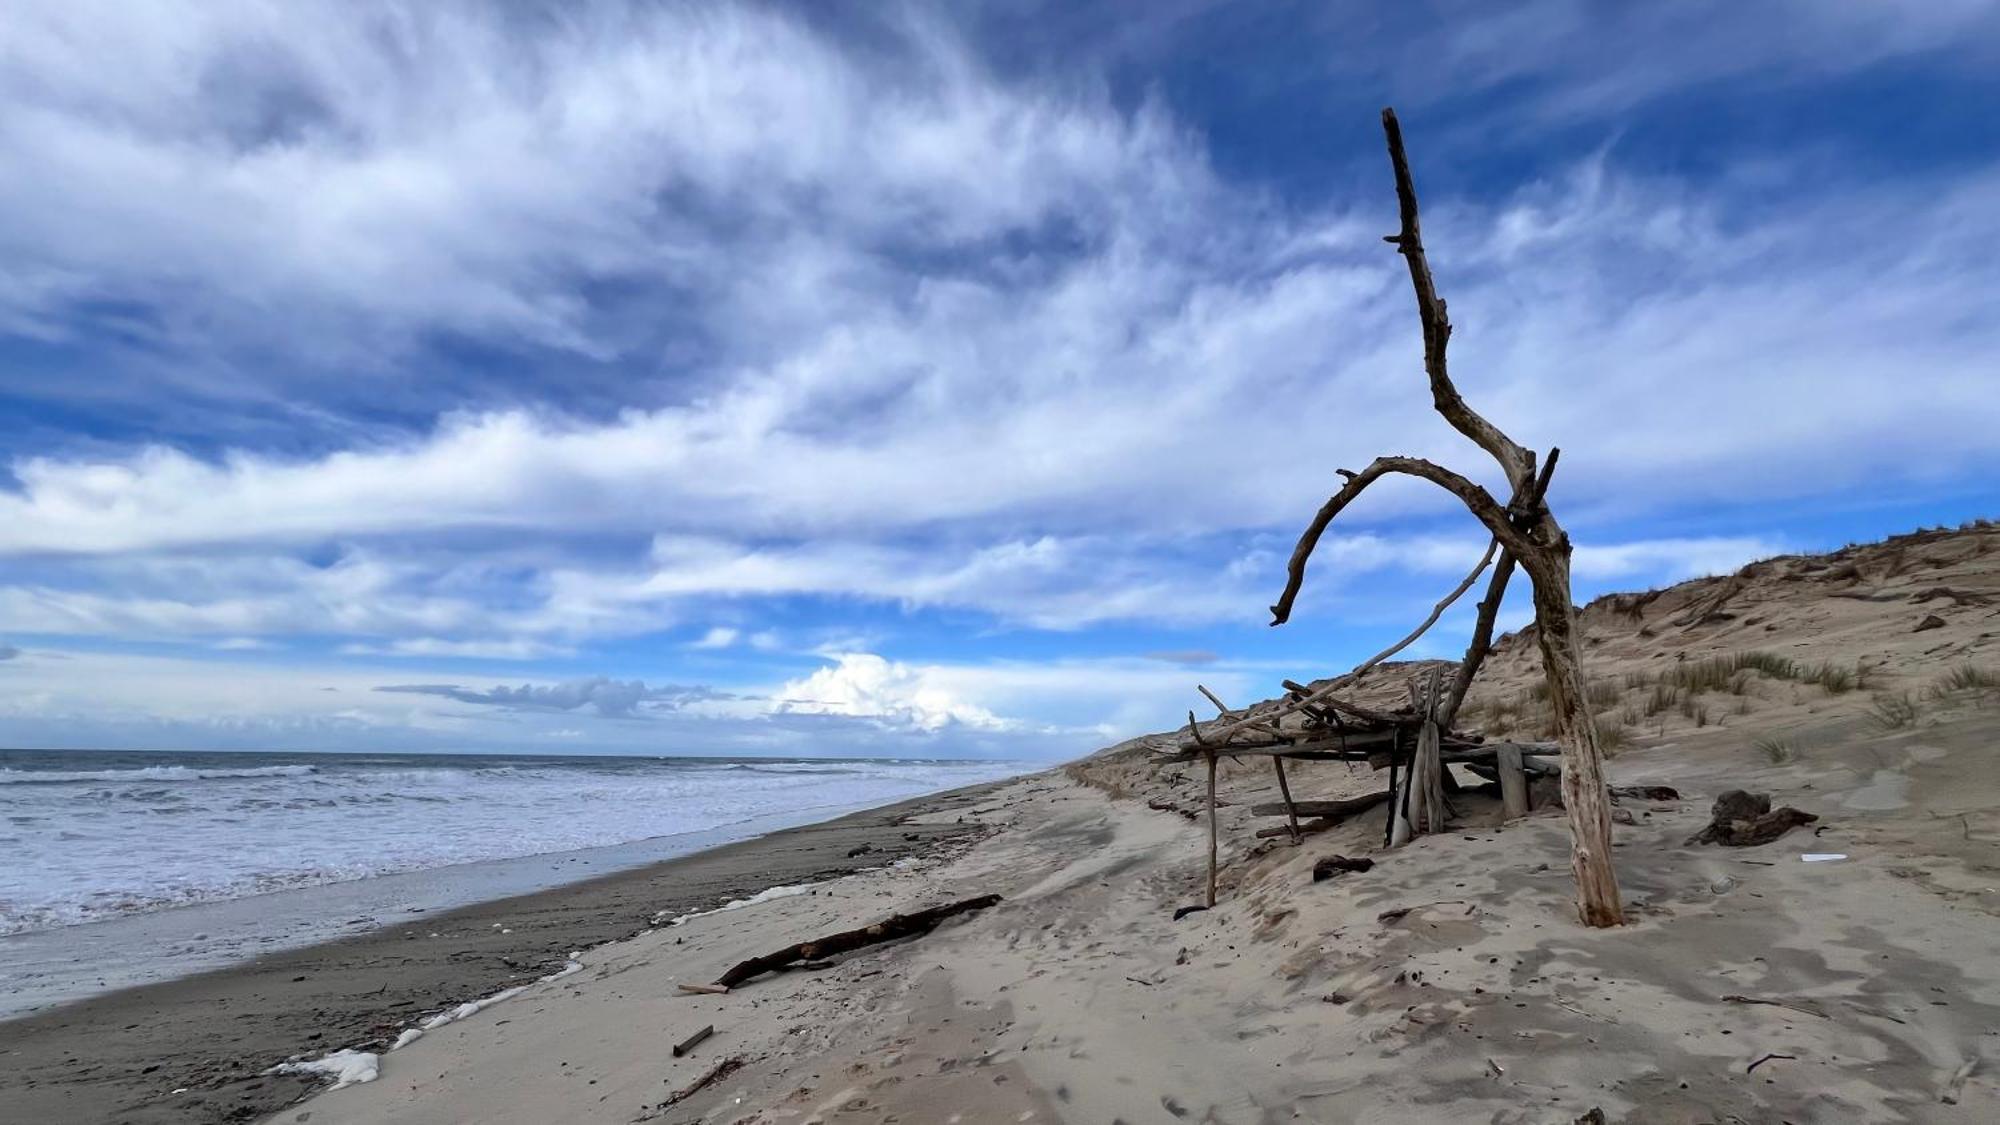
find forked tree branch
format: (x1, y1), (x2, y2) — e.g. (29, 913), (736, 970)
(1268, 455), (1532, 625)
(1381, 108), (1534, 496)
(1439, 447), (1560, 729)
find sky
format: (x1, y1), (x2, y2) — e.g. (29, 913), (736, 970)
(1, 0), (1996, 760)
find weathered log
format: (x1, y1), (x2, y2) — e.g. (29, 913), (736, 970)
(1248, 791), (1395, 818)
(713, 895), (1002, 988)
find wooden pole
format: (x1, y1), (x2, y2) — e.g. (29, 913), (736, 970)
(1495, 743), (1529, 820)
(1205, 751), (1219, 907)
(1271, 756), (1302, 843)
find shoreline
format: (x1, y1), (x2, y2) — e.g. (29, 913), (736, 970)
(0, 775), (1024, 1125)
(0, 788), (990, 1020)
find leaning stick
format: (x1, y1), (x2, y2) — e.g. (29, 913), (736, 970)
(1202, 686), (1303, 845)
(1346, 537), (1498, 683)
(1271, 756), (1302, 843)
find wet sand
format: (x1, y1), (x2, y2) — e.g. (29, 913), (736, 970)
(0, 782), (1006, 1124)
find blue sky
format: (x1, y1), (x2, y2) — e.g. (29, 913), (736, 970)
(0, 0), (1996, 759)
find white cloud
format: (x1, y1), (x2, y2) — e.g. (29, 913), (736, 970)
(689, 626), (740, 650)
(775, 653), (1014, 732)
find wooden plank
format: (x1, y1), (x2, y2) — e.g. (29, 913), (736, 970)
(1496, 743), (1529, 820)
(672, 1025), (715, 1058)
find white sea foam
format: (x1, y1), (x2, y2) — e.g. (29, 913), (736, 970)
(0, 764), (317, 785)
(0, 752), (1026, 937)
(407, 952), (585, 1037)
(657, 881), (822, 926)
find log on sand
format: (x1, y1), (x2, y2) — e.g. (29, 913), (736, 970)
(713, 895), (1002, 988)
(1248, 790), (1394, 819)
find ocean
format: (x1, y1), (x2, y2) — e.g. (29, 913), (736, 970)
(0, 748), (1028, 1014)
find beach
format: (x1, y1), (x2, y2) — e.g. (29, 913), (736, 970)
(5, 528), (2000, 1123)
(0, 782), (1008, 1124)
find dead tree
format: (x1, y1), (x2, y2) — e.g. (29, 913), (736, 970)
(1269, 108), (1624, 928)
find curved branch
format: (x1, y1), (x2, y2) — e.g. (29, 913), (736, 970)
(1380, 108), (1533, 495)
(1269, 455), (1525, 625)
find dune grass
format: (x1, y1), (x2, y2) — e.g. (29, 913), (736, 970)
(1868, 691), (1920, 730)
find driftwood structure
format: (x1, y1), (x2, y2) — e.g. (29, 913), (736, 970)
(1167, 108), (1625, 928)
(1170, 676), (1558, 907)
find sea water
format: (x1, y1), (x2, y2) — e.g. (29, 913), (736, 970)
(0, 748), (1026, 1014)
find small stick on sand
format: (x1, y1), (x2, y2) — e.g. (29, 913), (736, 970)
(671, 1024), (714, 1058)
(1941, 1056), (1977, 1104)
(638, 1056), (744, 1119)
(676, 982), (730, 995)
(1721, 994), (1828, 1019)
(1746, 1052), (1796, 1074)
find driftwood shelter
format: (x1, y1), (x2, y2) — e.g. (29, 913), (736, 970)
(1164, 108), (1626, 928)
(1173, 673), (1556, 908)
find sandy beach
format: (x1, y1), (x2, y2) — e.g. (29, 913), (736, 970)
(0, 786), (1006, 1124)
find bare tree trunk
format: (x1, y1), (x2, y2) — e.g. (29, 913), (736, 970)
(1521, 550), (1623, 927)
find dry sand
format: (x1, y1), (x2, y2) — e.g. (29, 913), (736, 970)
(12, 524), (2000, 1124)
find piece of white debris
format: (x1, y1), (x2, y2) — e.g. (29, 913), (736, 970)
(268, 1048), (380, 1090)
(1801, 853), (1848, 862)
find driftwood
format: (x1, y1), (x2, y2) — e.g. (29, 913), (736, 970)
(1312, 855), (1374, 882)
(1256, 816), (1337, 839)
(1686, 790), (1817, 847)
(1495, 743), (1529, 820)
(676, 982), (729, 995)
(1248, 791), (1393, 819)
(1611, 785), (1680, 802)
(639, 1057), (745, 1119)
(1265, 108), (1624, 927)
(713, 895), (1001, 988)
(672, 1024), (716, 1058)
